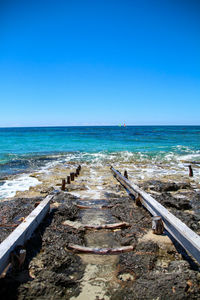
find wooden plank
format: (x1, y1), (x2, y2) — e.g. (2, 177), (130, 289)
(62, 221), (130, 230)
(110, 166), (200, 265)
(67, 244), (134, 254)
(84, 222), (130, 230)
(0, 194), (54, 275)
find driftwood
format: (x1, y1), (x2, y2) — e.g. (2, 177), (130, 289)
(0, 224), (18, 228)
(84, 222), (130, 230)
(62, 221), (130, 230)
(76, 205), (95, 209)
(101, 205), (114, 209)
(76, 204), (113, 210)
(67, 244), (134, 254)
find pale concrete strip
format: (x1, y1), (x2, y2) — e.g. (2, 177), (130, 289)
(0, 194), (54, 274)
(111, 166), (200, 265)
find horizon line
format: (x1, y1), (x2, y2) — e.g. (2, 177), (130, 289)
(0, 124), (200, 129)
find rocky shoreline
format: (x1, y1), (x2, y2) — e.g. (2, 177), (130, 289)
(106, 187), (200, 299)
(0, 164), (200, 299)
(140, 180), (200, 235)
(0, 192), (86, 300)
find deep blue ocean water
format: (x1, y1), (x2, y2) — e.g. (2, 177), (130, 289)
(0, 126), (200, 178)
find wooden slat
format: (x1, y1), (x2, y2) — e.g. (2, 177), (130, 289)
(0, 194), (54, 274)
(67, 244), (134, 254)
(110, 166), (200, 264)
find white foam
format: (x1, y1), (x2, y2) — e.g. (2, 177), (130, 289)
(0, 175), (41, 199)
(178, 153), (200, 161)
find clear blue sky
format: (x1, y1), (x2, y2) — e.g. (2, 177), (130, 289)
(0, 0), (200, 126)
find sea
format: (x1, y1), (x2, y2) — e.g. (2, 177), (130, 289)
(0, 126), (200, 199)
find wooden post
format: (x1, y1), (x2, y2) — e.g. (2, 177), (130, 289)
(67, 176), (71, 184)
(76, 168), (79, 176)
(34, 201), (40, 208)
(70, 172), (75, 181)
(11, 246), (26, 271)
(135, 193), (142, 206)
(124, 170), (128, 179)
(61, 179), (66, 191)
(152, 216), (164, 235)
(189, 165), (193, 177)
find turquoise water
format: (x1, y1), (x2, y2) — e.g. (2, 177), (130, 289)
(0, 126), (200, 178)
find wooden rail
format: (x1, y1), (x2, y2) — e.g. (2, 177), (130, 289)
(0, 194), (54, 275)
(110, 166), (200, 265)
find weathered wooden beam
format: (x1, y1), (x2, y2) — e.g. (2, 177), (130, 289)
(67, 244), (134, 254)
(110, 166), (200, 265)
(0, 194), (54, 275)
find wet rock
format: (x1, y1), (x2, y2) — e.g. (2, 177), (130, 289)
(172, 211), (200, 234)
(118, 241), (159, 278)
(168, 260), (190, 273)
(67, 184), (88, 192)
(110, 197), (151, 227)
(52, 192), (79, 203)
(104, 192), (123, 199)
(55, 204), (79, 221)
(142, 180), (191, 192)
(155, 193), (192, 210)
(0, 193), (85, 300)
(121, 272), (198, 300)
(140, 180), (200, 235)
(112, 258), (200, 300)
(191, 192), (200, 212)
(39, 187), (54, 194)
(109, 178), (200, 300)
(0, 196), (44, 243)
(113, 228), (136, 246)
